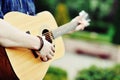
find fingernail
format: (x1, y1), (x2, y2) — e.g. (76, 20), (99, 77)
(40, 57), (48, 62)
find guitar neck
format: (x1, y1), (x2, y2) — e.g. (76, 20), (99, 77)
(52, 21), (78, 39)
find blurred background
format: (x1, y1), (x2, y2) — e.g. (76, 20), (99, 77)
(34, 0), (120, 80)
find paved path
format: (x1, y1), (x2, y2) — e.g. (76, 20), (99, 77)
(51, 52), (115, 80)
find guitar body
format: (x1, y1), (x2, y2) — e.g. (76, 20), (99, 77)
(4, 11), (65, 80)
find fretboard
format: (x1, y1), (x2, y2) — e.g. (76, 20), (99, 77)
(52, 21), (78, 39)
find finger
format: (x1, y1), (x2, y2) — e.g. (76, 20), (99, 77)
(50, 49), (54, 56)
(35, 51), (41, 56)
(51, 46), (55, 53)
(79, 11), (88, 19)
(85, 22), (90, 26)
(86, 19), (91, 22)
(46, 54), (52, 60)
(40, 56), (48, 62)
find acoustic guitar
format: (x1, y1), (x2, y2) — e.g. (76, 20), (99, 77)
(3, 11), (89, 80)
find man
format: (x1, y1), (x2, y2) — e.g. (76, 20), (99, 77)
(0, 0), (90, 79)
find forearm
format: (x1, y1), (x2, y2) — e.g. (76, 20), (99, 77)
(0, 19), (40, 50)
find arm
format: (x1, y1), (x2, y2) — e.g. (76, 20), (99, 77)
(0, 19), (54, 62)
(0, 19), (40, 49)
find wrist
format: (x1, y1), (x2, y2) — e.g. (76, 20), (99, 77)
(36, 36), (44, 51)
(33, 36), (44, 51)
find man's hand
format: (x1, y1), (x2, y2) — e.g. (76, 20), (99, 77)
(71, 10), (90, 31)
(36, 36), (55, 62)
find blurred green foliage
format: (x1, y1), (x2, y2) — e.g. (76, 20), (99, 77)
(65, 0), (113, 19)
(55, 3), (70, 26)
(43, 66), (68, 80)
(89, 0), (113, 19)
(43, 0), (113, 19)
(75, 64), (120, 80)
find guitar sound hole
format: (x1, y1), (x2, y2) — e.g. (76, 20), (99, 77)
(42, 29), (53, 43)
(42, 29), (49, 35)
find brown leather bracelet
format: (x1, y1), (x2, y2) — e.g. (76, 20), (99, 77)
(36, 36), (44, 51)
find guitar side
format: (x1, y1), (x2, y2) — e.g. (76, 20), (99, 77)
(4, 11), (65, 80)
